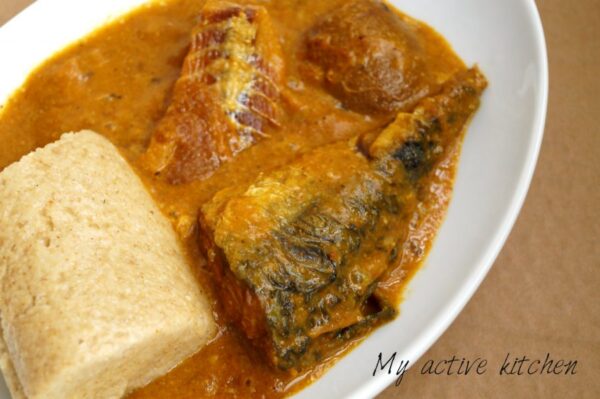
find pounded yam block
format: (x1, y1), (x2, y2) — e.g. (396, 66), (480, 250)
(0, 131), (215, 399)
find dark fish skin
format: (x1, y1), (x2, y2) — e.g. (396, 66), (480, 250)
(142, 1), (285, 184)
(200, 142), (395, 368)
(199, 67), (487, 370)
(367, 66), (488, 180)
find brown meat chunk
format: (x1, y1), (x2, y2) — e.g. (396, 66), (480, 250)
(142, 1), (285, 184)
(198, 68), (487, 370)
(304, 0), (433, 116)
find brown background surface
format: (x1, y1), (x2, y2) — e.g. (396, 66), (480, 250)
(1, 0), (598, 398)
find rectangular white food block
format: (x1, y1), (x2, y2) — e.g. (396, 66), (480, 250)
(0, 131), (215, 399)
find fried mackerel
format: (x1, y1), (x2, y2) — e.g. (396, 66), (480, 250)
(142, 0), (285, 184)
(199, 68), (487, 370)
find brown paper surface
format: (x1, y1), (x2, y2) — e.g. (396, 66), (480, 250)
(1, 0), (598, 398)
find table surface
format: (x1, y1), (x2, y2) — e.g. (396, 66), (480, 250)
(1, 1), (598, 398)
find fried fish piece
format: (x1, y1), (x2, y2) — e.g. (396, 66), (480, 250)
(142, 0), (285, 184)
(303, 0), (434, 116)
(199, 67), (487, 369)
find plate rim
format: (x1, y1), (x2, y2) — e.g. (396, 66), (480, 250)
(349, 0), (549, 397)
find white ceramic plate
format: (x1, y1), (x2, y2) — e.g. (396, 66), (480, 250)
(0, 0), (547, 398)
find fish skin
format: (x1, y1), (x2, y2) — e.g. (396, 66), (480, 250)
(199, 67), (487, 369)
(142, 1), (284, 184)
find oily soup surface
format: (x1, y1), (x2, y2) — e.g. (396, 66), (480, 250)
(0, 0), (467, 397)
